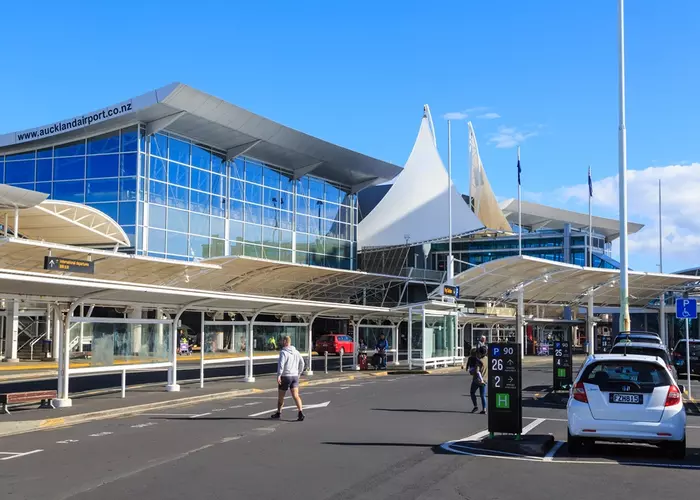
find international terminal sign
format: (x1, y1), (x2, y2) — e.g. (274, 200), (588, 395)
(44, 257), (94, 274)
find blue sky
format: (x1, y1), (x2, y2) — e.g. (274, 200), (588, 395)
(1, 1), (698, 272)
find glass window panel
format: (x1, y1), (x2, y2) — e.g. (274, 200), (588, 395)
(310, 236), (324, 255)
(149, 180), (167, 205)
(279, 249), (293, 262)
(229, 220), (244, 243)
(263, 187), (280, 208)
(325, 183), (341, 204)
(211, 174), (224, 197)
(325, 238), (340, 256)
(296, 177), (309, 197)
(168, 161), (190, 187)
(149, 228), (166, 253)
(210, 217), (225, 238)
(119, 177), (137, 201)
(296, 232), (309, 252)
(230, 178), (244, 200)
(119, 202), (136, 225)
(280, 170), (293, 193)
(150, 204), (166, 229)
(340, 189), (351, 206)
(325, 219), (337, 237)
(190, 212), (209, 236)
(263, 207), (279, 227)
(263, 166), (280, 188)
(325, 202), (340, 221)
(296, 214), (308, 233)
(245, 203), (262, 224)
(191, 144), (211, 170)
(244, 224), (263, 244)
(6, 151), (35, 161)
(246, 183), (261, 204)
(309, 216), (322, 235)
(53, 180), (85, 203)
(37, 147), (52, 159)
(5, 160), (35, 183)
(35, 182), (52, 197)
(87, 154), (119, 178)
(337, 257), (351, 270)
(245, 159), (262, 184)
(55, 139), (85, 157)
(211, 152), (225, 175)
(88, 131), (120, 155)
(296, 196), (309, 215)
(263, 226), (279, 246)
(191, 167), (210, 192)
(190, 235), (209, 259)
(54, 156), (85, 180)
(309, 177), (324, 200)
(88, 202), (118, 221)
(277, 191), (290, 210)
(8, 182), (34, 190)
(340, 205), (351, 224)
(232, 158), (245, 179)
(296, 251), (309, 265)
(121, 126), (138, 152)
(120, 153), (137, 177)
(86, 178), (118, 202)
(212, 195), (227, 217)
(167, 185), (189, 210)
(280, 230), (293, 248)
(230, 240), (244, 256)
(168, 137), (190, 165)
(230, 199), (244, 221)
(167, 208), (188, 233)
(0, 162), (4, 183)
(149, 157), (166, 181)
(139, 126), (146, 153)
(150, 134), (167, 157)
(167, 231), (188, 256)
(191, 190), (211, 214)
(210, 238), (225, 258)
(122, 225), (136, 247)
(244, 243), (262, 258)
(279, 210), (293, 230)
(263, 247), (280, 261)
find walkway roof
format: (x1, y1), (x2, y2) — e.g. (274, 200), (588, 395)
(453, 255), (699, 308)
(499, 199), (644, 242)
(0, 84), (402, 191)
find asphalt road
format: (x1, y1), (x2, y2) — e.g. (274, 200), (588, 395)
(1, 364), (699, 500)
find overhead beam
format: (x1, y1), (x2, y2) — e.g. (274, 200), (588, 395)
(351, 177), (381, 194)
(226, 140), (262, 161)
(292, 161), (324, 180)
(145, 111), (186, 136)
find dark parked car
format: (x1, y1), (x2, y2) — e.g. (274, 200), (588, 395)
(672, 339), (700, 375)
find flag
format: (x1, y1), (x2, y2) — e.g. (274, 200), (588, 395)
(588, 166), (593, 197)
(517, 158), (521, 186)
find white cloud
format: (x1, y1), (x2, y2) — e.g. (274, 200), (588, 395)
(443, 111), (469, 120)
(488, 126), (539, 149)
(555, 163), (700, 269)
(443, 107), (494, 121)
(477, 112), (501, 120)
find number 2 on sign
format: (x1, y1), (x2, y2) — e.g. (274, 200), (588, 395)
(495, 375), (501, 387)
(492, 358), (503, 371)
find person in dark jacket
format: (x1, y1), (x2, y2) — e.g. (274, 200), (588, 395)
(376, 333), (389, 369)
(466, 348), (487, 414)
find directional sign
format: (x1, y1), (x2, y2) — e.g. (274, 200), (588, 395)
(488, 342), (522, 435)
(553, 338), (573, 391)
(676, 298), (697, 319)
(443, 285), (460, 299)
(44, 256), (94, 274)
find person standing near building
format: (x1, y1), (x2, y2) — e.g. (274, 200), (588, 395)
(466, 348), (487, 414)
(271, 336), (306, 421)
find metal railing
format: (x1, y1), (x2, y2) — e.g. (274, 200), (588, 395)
(28, 333), (47, 361)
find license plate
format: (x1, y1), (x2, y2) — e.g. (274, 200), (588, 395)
(610, 393), (642, 404)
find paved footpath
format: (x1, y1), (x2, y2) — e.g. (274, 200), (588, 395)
(0, 359), (699, 500)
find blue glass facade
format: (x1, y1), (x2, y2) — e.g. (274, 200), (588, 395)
(0, 125), (357, 270)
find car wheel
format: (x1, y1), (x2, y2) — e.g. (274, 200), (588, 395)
(567, 429), (586, 455)
(339, 347), (345, 357)
(664, 437), (686, 460)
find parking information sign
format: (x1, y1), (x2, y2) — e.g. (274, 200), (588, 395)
(487, 342), (522, 435)
(553, 339), (573, 391)
(676, 298), (697, 319)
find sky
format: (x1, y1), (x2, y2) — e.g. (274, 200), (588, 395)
(1, 1), (698, 272)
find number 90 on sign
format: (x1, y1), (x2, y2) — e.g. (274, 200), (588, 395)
(503, 347), (514, 355)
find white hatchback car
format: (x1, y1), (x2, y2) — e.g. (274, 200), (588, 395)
(567, 354), (686, 458)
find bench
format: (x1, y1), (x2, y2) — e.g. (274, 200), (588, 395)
(0, 390), (57, 415)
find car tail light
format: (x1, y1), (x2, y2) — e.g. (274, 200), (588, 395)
(573, 382), (588, 403)
(664, 385), (682, 407)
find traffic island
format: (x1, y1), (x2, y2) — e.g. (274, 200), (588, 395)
(479, 434), (555, 456)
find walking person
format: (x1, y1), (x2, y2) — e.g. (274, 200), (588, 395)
(466, 348), (487, 414)
(271, 336), (306, 421)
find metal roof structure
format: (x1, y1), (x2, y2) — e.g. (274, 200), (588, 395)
(0, 199), (131, 247)
(499, 199), (644, 242)
(0, 83), (402, 191)
(453, 255), (699, 308)
(0, 184), (48, 209)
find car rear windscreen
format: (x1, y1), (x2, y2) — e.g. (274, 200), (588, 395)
(318, 335), (334, 342)
(609, 346), (670, 365)
(675, 342), (700, 355)
(581, 361), (672, 393)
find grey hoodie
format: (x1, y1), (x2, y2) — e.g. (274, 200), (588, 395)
(277, 345), (305, 377)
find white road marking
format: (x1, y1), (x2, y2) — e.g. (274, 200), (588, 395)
(521, 418), (546, 435)
(249, 400), (330, 417)
(461, 430), (490, 441)
(228, 404), (244, 409)
(56, 439), (79, 444)
(89, 432), (113, 437)
(543, 441), (566, 461)
(220, 436), (242, 443)
(142, 413), (197, 417)
(0, 449), (43, 461)
(244, 402), (261, 406)
(189, 412), (212, 419)
(211, 408), (226, 412)
(131, 422), (157, 429)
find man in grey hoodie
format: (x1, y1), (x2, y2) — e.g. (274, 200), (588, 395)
(271, 336), (306, 421)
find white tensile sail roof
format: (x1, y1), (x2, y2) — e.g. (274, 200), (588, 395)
(468, 122), (512, 232)
(357, 110), (485, 250)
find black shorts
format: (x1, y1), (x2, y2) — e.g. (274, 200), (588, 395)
(279, 375), (299, 391)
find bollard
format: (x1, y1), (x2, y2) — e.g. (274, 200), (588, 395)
(121, 369), (126, 399)
(324, 351), (328, 374)
(340, 350), (343, 372)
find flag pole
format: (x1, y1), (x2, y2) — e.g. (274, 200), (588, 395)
(517, 146), (522, 256)
(447, 120), (454, 284)
(618, 0), (631, 332)
(588, 165), (593, 267)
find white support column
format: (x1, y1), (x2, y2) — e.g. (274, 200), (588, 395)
(244, 320), (255, 383)
(392, 323), (399, 366)
(517, 288), (525, 360)
(421, 307), (427, 370)
(3, 300), (19, 362)
(129, 306), (143, 356)
(45, 303), (52, 359)
(52, 305), (61, 360)
(306, 319), (314, 376)
(156, 308), (164, 350)
(166, 316), (180, 392)
(78, 304), (85, 352)
(53, 304), (72, 407)
(587, 291), (595, 356)
(353, 320), (360, 371)
(659, 296), (667, 349)
(407, 308), (413, 370)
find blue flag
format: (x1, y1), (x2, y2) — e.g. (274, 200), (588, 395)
(517, 159), (521, 186)
(588, 166), (593, 197)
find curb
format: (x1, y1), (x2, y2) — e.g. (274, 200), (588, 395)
(0, 373), (357, 439)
